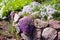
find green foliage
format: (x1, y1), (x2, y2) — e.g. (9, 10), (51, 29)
(34, 0), (60, 11)
(55, 4), (60, 11)
(0, 0), (2, 3)
(42, 0), (60, 13)
(0, 0), (33, 17)
(52, 12), (60, 20)
(8, 21), (15, 34)
(42, 0), (60, 5)
(34, 0), (45, 3)
(41, 0), (60, 20)
(44, 15), (48, 21)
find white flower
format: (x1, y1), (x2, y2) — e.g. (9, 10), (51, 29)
(46, 6), (56, 14)
(0, 13), (2, 18)
(30, 1), (41, 9)
(18, 12), (23, 16)
(48, 15), (53, 20)
(0, 10), (2, 18)
(22, 5), (32, 14)
(30, 1), (40, 7)
(41, 11), (47, 17)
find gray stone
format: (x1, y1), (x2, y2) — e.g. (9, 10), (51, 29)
(49, 20), (60, 29)
(0, 21), (9, 31)
(34, 19), (48, 28)
(42, 27), (57, 40)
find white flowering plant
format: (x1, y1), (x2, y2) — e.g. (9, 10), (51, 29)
(19, 1), (60, 21)
(0, 0), (33, 18)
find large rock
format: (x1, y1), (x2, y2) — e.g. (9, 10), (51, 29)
(34, 19), (48, 28)
(42, 27), (57, 40)
(58, 32), (60, 40)
(49, 20), (60, 29)
(33, 28), (41, 40)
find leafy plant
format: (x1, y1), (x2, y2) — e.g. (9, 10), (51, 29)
(34, 0), (45, 3)
(0, 0), (33, 17)
(52, 12), (60, 20)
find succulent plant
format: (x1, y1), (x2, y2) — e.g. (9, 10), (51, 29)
(19, 16), (34, 35)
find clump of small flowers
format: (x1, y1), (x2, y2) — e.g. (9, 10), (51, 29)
(13, 1), (59, 21)
(21, 1), (58, 20)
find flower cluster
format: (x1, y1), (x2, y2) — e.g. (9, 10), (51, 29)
(40, 5), (57, 20)
(13, 1), (59, 22)
(21, 1), (57, 20)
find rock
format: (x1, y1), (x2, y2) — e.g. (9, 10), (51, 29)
(49, 20), (60, 29)
(42, 27), (57, 40)
(34, 19), (48, 28)
(14, 13), (20, 23)
(0, 36), (7, 40)
(33, 28), (41, 40)
(0, 21), (9, 31)
(58, 32), (60, 40)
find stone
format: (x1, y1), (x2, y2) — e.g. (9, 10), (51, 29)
(42, 27), (57, 40)
(14, 13), (20, 23)
(34, 19), (48, 28)
(49, 20), (60, 29)
(33, 28), (41, 40)
(0, 21), (9, 31)
(58, 32), (60, 40)
(0, 36), (7, 40)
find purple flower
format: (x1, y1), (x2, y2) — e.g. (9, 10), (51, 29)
(19, 16), (34, 34)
